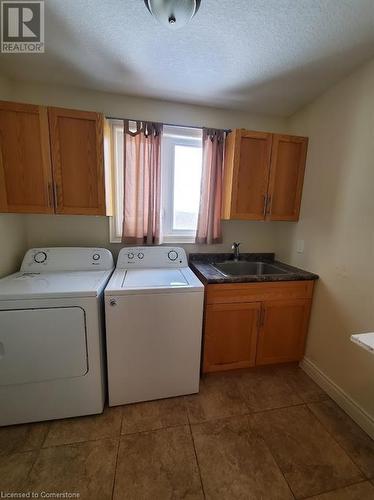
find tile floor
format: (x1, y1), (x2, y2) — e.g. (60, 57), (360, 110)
(1, 364), (373, 500)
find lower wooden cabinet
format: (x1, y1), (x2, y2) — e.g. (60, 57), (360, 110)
(255, 298), (312, 366)
(202, 281), (314, 373)
(203, 302), (261, 373)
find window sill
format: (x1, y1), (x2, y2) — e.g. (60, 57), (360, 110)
(163, 235), (196, 244)
(109, 236), (196, 244)
(109, 218), (197, 244)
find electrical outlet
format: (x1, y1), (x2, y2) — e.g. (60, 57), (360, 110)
(296, 240), (304, 254)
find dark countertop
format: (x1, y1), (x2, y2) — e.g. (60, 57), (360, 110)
(189, 253), (319, 284)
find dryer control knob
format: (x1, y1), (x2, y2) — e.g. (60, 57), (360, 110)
(138, 252), (144, 259)
(168, 250), (178, 261)
(128, 253), (134, 259)
(34, 251), (47, 264)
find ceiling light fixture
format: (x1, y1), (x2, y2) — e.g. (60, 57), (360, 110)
(144, 0), (201, 29)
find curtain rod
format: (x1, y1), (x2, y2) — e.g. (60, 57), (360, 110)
(105, 115), (231, 134)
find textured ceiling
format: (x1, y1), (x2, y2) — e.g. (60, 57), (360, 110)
(1, 0), (374, 116)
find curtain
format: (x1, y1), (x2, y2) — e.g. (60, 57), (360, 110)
(122, 120), (163, 244)
(195, 128), (226, 244)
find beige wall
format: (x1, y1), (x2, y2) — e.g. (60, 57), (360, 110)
(24, 215), (281, 258)
(0, 75), (11, 97)
(9, 80), (287, 132)
(7, 80), (287, 256)
(278, 59), (374, 422)
(0, 214), (27, 277)
(0, 76), (27, 277)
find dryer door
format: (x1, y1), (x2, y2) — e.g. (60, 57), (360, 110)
(0, 307), (88, 386)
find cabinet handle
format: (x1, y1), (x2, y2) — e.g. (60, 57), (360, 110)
(266, 195), (272, 215)
(262, 195), (267, 217)
(258, 307), (266, 327)
(54, 183), (59, 208)
(258, 307), (265, 329)
(48, 183), (53, 207)
(261, 308), (266, 327)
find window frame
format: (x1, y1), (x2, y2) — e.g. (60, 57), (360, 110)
(108, 120), (124, 243)
(161, 126), (203, 243)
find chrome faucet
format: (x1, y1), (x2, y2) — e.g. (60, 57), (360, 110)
(232, 242), (241, 261)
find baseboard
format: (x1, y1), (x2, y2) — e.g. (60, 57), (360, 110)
(300, 357), (374, 440)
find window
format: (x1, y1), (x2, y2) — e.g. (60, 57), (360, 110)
(161, 126), (203, 242)
(108, 120), (124, 243)
(109, 122), (203, 243)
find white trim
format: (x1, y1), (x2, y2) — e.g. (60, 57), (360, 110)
(300, 357), (374, 439)
(108, 122), (124, 243)
(163, 235), (196, 244)
(109, 217), (121, 243)
(161, 126), (202, 241)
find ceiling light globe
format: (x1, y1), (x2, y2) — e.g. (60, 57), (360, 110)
(144, 0), (201, 29)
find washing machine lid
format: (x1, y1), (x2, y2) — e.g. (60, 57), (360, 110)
(123, 269), (188, 288)
(0, 270), (113, 301)
(105, 267), (204, 295)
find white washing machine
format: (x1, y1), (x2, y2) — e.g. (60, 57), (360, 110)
(0, 247), (114, 426)
(105, 246), (204, 406)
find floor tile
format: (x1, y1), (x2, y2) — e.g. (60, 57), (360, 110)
(236, 367), (303, 412)
(0, 422), (49, 456)
(26, 438), (117, 500)
(250, 405), (363, 499)
(114, 425), (203, 499)
(121, 396), (188, 434)
(43, 406), (122, 447)
(0, 452), (36, 492)
(308, 399), (374, 478)
(273, 364), (329, 403)
(185, 373), (248, 423)
(191, 415), (293, 499)
(306, 481), (374, 499)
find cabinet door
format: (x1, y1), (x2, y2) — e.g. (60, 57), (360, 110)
(0, 101), (53, 213)
(266, 134), (308, 221)
(256, 299), (312, 365)
(203, 302), (261, 373)
(49, 107), (105, 215)
(229, 130), (272, 220)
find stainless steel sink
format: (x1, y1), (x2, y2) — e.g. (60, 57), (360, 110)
(212, 261), (289, 277)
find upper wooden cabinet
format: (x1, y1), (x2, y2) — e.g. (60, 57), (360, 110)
(0, 101), (106, 215)
(267, 135), (308, 221)
(49, 108), (105, 215)
(0, 101), (53, 214)
(223, 129), (308, 221)
(223, 130), (272, 220)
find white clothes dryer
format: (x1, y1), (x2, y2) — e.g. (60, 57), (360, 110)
(0, 247), (114, 426)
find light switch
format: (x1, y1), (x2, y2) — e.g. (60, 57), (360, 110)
(296, 240), (304, 253)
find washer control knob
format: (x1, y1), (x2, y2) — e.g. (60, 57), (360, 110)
(34, 251), (47, 264)
(138, 252), (144, 259)
(128, 253), (134, 259)
(92, 253), (100, 261)
(109, 298), (117, 307)
(168, 250), (178, 261)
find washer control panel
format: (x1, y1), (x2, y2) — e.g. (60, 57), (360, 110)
(33, 251), (47, 264)
(21, 248), (114, 272)
(117, 247), (187, 269)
